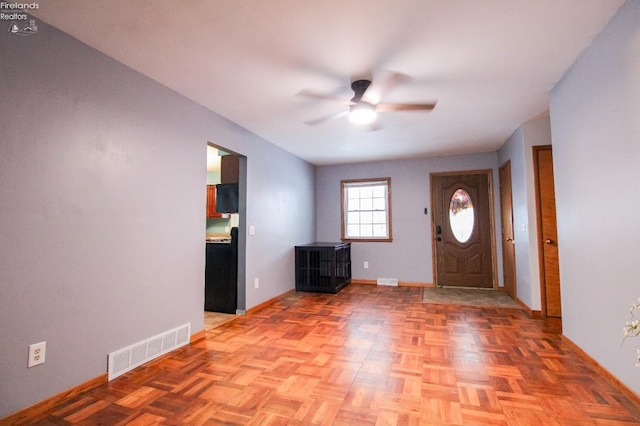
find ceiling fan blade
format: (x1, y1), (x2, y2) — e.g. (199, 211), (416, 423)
(375, 102), (437, 112)
(364, 71), (410, 103)
(297, 89), (354, 106)
(304, 110), (348, 126)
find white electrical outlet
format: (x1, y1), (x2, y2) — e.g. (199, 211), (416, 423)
(28, 341), (46, 368)
(364, 261), (369, 269)
(254, 278), (259, 289)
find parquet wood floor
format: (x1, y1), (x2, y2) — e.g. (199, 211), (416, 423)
(13, 285), (640, 425)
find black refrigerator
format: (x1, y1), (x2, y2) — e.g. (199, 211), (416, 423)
(204, 227), (238, 314)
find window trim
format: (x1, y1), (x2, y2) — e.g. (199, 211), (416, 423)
(340, 177), (393, 242)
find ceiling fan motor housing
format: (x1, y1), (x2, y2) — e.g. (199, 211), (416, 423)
(350, 79), (372, 102)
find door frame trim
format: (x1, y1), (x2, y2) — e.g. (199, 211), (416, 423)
(429, 169), (498, 288)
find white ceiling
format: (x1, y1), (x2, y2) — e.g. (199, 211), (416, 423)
(34, 1), (624, 165)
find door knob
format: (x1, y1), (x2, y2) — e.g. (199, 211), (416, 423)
(545, 239), (554, 244)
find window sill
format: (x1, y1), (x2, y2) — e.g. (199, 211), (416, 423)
(341, 238), (393, 243)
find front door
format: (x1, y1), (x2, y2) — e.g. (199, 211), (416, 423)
(431, 171), (495, 288)
(499, 161), (516, 300)
(533, 146), (561, 318)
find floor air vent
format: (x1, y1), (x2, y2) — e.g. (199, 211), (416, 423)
(108, 323), (190, 381)
(377, 278), (399, 286)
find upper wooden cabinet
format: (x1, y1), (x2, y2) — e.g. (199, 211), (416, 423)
(221, 155), (240, 184)
(206, 185), (222, 218)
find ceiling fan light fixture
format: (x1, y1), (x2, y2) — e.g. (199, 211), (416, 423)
(349, 102), (376, 125)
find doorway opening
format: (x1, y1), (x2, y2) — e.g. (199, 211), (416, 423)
(205, 143), (247, 328)
(431, 170), (496, 288)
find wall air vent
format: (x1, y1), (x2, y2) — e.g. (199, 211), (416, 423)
(107, 323), (191, 381)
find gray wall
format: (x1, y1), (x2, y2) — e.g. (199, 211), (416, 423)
(549, 0), (640, 393)
(243, 138), (316, 309)
(0, 20), (314, 417)
(497, 117), (552, 310)
(316, 153), (502, 285)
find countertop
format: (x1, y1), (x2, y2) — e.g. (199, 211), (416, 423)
(206, 233), (231, 243)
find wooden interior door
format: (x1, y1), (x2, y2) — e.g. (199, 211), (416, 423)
(499, 162), (516, 300)
(534, 146), (561, 318)
(431, 171), (494, 288)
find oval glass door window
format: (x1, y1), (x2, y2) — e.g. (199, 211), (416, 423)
(449, 189), (474, 243)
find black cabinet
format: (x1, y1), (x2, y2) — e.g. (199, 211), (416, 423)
(205, 228), (238, 313)
(295, 242), (351, 293)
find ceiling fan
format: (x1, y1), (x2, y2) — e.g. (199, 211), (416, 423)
(299, 76), (437, 126)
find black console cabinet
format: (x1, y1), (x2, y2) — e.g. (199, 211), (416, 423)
(295, 242), (351, 293)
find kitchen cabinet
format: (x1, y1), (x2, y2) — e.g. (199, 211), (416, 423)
(206, 185), (222, 218)
(295, 242), (351, 293)
(221, 155), (240, 183)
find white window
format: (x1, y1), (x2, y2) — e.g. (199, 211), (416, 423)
(341, 178), (392, 242)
